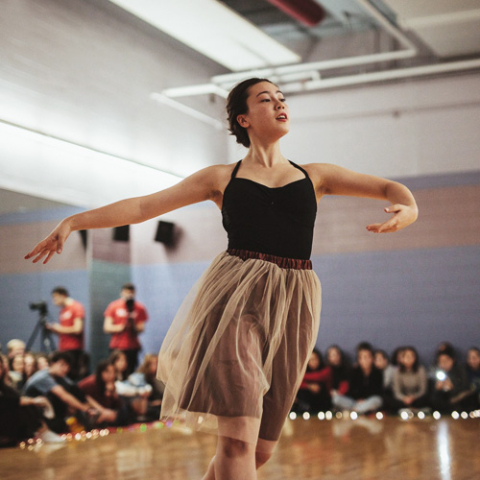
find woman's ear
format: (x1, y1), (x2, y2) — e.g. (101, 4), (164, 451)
(237, 114), (249, 128)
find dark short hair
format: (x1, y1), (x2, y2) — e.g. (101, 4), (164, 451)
(121, 283), (135, 292)
(49, 351), (73, 367)
(52, 286), (69, 297)
(374, 349), (388, 361)
(356, 341), (373, 355)
(226, 77), (274, 148)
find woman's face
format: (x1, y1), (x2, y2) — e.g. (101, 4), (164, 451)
(12, 355), (25, 373)
(401, 349), (416, 369)
(308, 352), (320, 370)
(374, 353), (387, 370)
(239, 81), (289, 143)
(467, 349), (480, 370)
(24, 355), (36, 376)
(327, 348), (341, 366)
(37, 357), (49, 370)
(101, 365), (116, 384)
(115, 354), (127, 372)
(358, 350), (373, 371)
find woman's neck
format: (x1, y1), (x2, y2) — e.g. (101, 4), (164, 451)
(243, 141), (286, 168)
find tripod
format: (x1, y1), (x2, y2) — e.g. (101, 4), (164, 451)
(26, 310), (56, 353)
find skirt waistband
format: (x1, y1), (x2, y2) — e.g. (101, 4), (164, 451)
(227, 249), (312, 270)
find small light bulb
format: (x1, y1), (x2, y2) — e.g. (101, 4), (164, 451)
(289, 412), (297, 420)
(303, 412), (310, 420)
(433, 411), (441, 420)
(401, 411), (409, 421)
(417, 412), (425, 420)
(461, 411), (468, 419)
(376, 412), (383, 420)
(451, 411), (459, 420)
(350, 412), (358, 420)
(317, 412), (325, 420)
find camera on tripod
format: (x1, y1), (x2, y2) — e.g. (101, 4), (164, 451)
(29, 301), (48, 316)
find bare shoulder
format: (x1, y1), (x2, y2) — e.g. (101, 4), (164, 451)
(189, 162), (237, 207)
(298, 163), (339, 194)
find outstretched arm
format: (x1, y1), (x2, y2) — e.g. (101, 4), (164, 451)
(311, 163), (418, 233)
(25, 165), (221, 264)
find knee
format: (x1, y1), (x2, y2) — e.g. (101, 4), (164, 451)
(255, 450), (272, 469)
(220, 438), (253, 459)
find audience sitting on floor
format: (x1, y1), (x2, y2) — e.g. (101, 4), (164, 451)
(128, 353), (164, 422)
(2, 335), (479, 447)
(0, 354), (62, 446)
(22, 351), (99, 434)
(374, 349), (396, 409)
(109, 349), (152, 421)
(9, 354), (26, 391)
(23, 352), (38, 382)
(294, 348), (332, 414)
(391, 346), (429, 413)
(332, 342), (384, 414)
(78, 359), (131, 426)
(431, 347), (477, 413)
(465, 347), (480, 407)
(325, 344), (350, 406)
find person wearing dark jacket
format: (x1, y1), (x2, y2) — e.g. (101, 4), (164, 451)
(332, 343), (383, 414)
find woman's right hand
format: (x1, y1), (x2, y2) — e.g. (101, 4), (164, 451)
(24, 218), (72, 264)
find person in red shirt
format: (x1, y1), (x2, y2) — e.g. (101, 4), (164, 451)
(46, 287), (85, 380)
(103, 283), (148, 375)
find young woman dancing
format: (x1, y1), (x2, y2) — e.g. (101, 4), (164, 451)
(25, 78), (418, 480)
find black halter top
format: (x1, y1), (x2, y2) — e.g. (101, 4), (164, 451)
(222, 160), (317, 260)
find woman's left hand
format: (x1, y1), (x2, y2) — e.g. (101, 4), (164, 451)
(366, 204), (418, 233)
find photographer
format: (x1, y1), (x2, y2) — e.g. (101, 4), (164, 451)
(46, 287), (86, 380)
(103, 284), (148, 375)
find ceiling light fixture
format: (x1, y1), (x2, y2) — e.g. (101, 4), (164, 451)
(108, 0), (301, 71)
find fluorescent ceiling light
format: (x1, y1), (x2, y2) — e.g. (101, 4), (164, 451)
(108, 0), (301, 71)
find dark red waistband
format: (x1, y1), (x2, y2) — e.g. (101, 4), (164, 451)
(227, 249), (312, 270)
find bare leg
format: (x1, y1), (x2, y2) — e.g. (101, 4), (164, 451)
(201, 439), (275, 480)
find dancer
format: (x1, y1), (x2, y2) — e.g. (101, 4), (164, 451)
(25, 78), (418, 480)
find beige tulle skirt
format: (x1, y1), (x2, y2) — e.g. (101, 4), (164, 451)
(157, 250), (321, 451)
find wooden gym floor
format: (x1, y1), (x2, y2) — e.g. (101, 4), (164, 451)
(0, 416), (479, 480)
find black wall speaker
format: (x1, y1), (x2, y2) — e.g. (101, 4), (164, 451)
(79, 230), (87, 249)
(113, 225), (130, 242)
(155, 221), (175, 245)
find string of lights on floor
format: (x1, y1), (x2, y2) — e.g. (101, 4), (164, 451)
(17, 409), (480, 451)
(289, 408), (480, 422)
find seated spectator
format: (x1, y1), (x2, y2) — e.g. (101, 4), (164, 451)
(332, 342), (383, 414)
(129, 354), (164, 421)
(9, 354), (26, 391)
(391, 346), (429, 413)
(78, 360), (130, 426)
(326, 345), (350, 404)
(465, 347), (480, 408)
(109, 350), (151, 421)
(431, 349), (477, 413)
(391, 346), (405, 368)
(0, 354), (63, 445)
(23, 351), (98, 433)
(110, 349), (129, 381)
(374, 349), (396, 408)
(36, 353), (49, 371)
(23, 353), (38, 381)
(6, 339), (26, 361)
(294, 349), (332, 414)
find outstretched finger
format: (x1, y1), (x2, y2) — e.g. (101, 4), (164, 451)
(32, 249), (51, 264)
(43, 250), (56, 264)
(25, 242), (46, 260)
